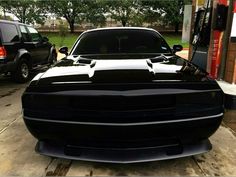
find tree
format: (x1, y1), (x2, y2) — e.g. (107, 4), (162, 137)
(141, 0), (191, 33)
(0, 0), (8, 20)
(142, 10), (160, 26)
(83, 0), (107, 27)
(104, 0), (143, 27)
(159, 0), (185, 33)
(0, 0), (47, 24)
(46, 0), (88, 33)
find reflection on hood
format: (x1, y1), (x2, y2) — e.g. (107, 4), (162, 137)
(33, 55), (209, 85)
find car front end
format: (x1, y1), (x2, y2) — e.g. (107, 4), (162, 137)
(21, 28), (224, 163)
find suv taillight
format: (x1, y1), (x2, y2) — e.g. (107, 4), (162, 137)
(0, 46), (7, 59)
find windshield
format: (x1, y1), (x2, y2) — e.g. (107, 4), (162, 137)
(71, 29), (172, 58)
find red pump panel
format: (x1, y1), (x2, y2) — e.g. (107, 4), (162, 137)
(210, 0), (228, 78)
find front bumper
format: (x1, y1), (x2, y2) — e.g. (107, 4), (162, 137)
(24, 113), (223, 163)
(22, 83), (224, 163)
(36, 139), (212, 164)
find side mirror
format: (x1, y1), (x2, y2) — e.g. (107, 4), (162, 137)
(172, 45), (183, 53)
(42, 36), (49, 42)
(59, 46), (68, 56)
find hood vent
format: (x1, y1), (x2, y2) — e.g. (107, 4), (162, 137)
(92, 69), (154, 83)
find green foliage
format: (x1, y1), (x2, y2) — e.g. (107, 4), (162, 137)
(83, 0), (107, 27)
(45, 0), (107, 32)
(0, 0), (47, 24)
(103, 0), (144, 27)
(158, 0), (185, 32)
(100, 0), (191, 28)
(141, 0), (192, 33)
(0, 0), (193, 33)
(0, 0), (9, 20)
(45, 0), (82, 33)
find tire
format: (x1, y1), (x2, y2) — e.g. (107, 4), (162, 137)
(13, 59), (30, 83)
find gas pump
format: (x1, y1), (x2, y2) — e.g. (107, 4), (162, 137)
(190, 0), (228, 78)
(190, 0), (211, 70)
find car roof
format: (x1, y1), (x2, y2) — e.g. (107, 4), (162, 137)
(82, 27), (162, 39)
(84, 27), (160, 34)
(0, 19), (29, 26)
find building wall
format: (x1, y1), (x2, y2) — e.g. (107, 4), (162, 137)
(225, 43), (236, 83)
(224, 0), (236, 84)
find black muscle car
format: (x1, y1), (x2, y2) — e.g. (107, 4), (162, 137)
(22, 27), (224, 163)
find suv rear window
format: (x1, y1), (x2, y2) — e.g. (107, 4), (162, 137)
(0, 23), (19, 43)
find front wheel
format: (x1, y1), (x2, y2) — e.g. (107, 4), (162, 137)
(13, 59), (30, 83)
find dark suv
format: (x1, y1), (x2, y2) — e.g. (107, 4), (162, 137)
(0, 20), (57, 82)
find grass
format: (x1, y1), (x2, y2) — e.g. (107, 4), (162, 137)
(42, 32), (189, 50)
(41, 32), (80, 49)
(162, 33), (189, 48)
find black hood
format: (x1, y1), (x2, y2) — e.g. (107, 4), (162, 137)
(31, 55), (209, 86)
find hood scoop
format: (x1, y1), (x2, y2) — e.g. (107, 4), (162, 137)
(92, 69), (153, 83)
(91, 60), (154, 83)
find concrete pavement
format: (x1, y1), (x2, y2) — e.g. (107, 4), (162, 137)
(0, 75), (236, 176)
(176, 49), (189, 59)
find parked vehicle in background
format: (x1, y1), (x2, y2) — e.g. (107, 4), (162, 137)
(0, 20), (57, 83)
(22, 27), (224, 163)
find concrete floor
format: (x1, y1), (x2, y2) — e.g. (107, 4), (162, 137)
(0, 73), (236, 176)
(217, 80), (236, 95)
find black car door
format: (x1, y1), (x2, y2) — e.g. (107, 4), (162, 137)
(19, 25), (37, 66)
(26, 26), (51, 64)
